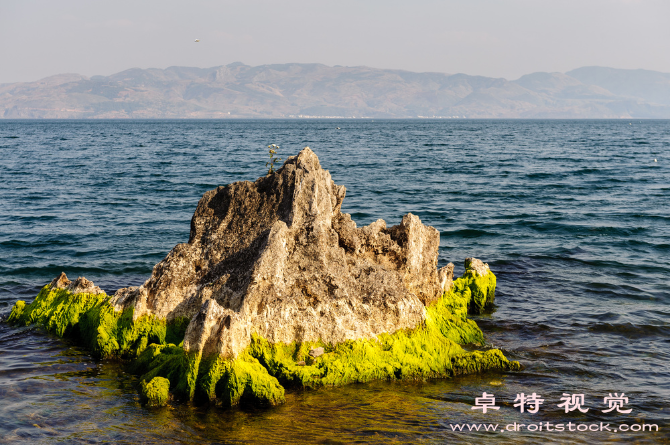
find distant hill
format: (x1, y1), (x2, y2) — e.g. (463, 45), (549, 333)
(566, 67), (670, 107)
(2, 63), (669, 118)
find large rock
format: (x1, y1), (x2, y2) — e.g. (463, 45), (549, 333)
(111, 148), (445, 359)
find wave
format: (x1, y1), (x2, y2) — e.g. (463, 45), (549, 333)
(516, 221), (650, 237)
(0, 264), (153, 278)
(440, 229), (496, 238)
(588, 322), (670, 338)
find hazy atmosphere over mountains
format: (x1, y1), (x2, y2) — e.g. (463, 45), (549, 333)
(2, 63), (670, 119)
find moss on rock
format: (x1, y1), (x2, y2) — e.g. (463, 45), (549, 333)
(237, 270), (517, 393)
(7, 285), (187, 359)
(219, 352), (286, 407)
(8, 286), (106, 337)
(463, 258), (497, 314)
(6, 267), (520, 409)
(130, 344), (199, 400)
(140, 377), (170, 407)
(7, 300), (25, 323)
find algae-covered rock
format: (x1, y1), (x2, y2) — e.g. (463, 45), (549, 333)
(7, 278), (185, 359)
(140, 377), (170, 407)
(463, 258), (496, 314)
(6, 148), (521, 408)
(7, 300), (25, 322)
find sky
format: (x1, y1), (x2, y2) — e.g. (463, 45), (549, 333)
(1, 0), (669, 84)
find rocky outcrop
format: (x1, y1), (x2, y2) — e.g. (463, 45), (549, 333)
(50, 272), (104, 295)
(8, 147), (519, 408)
(111, 148), (444, 359)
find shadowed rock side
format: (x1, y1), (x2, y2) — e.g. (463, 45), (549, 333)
(7, 148), (519, 408)
(111, 148), (441, 359)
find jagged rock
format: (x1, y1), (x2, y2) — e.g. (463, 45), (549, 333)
(111, 148), (442, 359)
(50, 272), (104, 295)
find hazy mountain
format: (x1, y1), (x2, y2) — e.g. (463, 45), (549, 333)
(2, 63), (669, 119)
(567, 66), (670, 107)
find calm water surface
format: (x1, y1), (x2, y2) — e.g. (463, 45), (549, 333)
(0, 120), (669, 443)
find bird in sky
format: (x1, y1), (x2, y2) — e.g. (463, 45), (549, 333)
(194, 39), (200, 42)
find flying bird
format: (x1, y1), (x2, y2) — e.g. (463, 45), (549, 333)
(194, 39), (200, 42)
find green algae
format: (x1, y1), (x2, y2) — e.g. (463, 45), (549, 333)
(131, 344), (203, 401)
(133, 345), (286, 406)
(140, 376), (170, 407)
(7, 285), (187, 359)
(6, 267), (520, 409)
(464, 271), (497, 315)
(462, 258), (497, 314)
(166, 317), (190, 345)
(8, 286), (106, 337)
(219, 352), (286, 407)
(451, 349), (515, 376)
(197, 354), (286, 407)
(239, 273), (516, 393)
(7, 300), (25, 323)
(78, 302), (165, 358)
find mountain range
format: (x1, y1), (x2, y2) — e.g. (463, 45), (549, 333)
(2, 63), (670, 119)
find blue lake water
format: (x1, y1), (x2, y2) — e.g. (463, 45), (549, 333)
(0, 119), (668, 443)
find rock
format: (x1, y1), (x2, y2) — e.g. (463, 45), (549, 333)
(465, 258), (490, 277)
(438, 263), (454, 294)
(309, 347), (324, 358)
(49, 272), (70, 289)
(111, 286), (140, 308)
(50, 272), (104, 295)
(112, 148), (441, 359)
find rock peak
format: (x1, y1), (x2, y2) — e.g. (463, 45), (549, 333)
(282, 146), (322, 173)
(111, 149), (444, 358)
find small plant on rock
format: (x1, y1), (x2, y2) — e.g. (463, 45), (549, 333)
(266, 144), (282, 174)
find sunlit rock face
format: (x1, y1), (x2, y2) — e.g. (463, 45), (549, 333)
(112, 148), (446, 358)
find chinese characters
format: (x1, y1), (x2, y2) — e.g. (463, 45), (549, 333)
(470, 392), (633, 414)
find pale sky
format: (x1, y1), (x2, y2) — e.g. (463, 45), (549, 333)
(1, 0), (669, 84)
